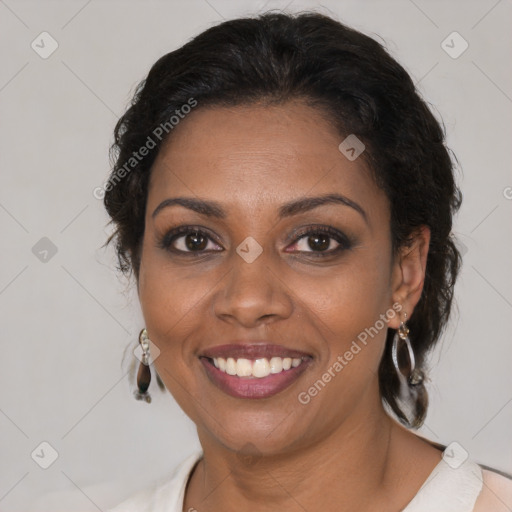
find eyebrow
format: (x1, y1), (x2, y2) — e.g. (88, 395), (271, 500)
(152, 193), (368, 223)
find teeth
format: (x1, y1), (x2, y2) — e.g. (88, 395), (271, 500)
(211, 356), (306, 378)
(236, 358), (252, 377)
(226, 357), (237, 376)
(269, 357), (283, 374)
(253, 358), (270, 378)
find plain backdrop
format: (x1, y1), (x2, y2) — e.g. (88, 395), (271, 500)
(0, 0), (511, 510)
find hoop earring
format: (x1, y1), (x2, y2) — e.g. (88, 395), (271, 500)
(391, 313), (424, 388)
(134, 328), (152, 403)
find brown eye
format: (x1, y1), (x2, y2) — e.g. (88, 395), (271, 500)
(294, 232), (340, 253)
(159, 227), (223, 254)
(286, 225), (352, 256)
(184, 231), (208, 251)
(304, 233), (331, 252)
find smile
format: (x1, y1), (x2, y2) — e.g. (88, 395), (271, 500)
(199, 344), (313, 398)
(199, 343), (313, 399)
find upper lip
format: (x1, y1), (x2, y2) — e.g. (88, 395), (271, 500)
(200, 343), (312, 360)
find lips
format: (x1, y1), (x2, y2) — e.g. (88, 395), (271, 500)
(199, 343), (313, 399)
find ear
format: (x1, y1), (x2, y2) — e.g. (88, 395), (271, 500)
(388, 225), (431, 329)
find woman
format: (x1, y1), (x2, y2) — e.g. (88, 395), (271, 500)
(104, 11), (512, 511)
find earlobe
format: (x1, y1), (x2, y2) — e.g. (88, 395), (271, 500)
(389, 226), (431, 329)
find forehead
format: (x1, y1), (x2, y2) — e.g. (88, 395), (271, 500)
(147, 101), (386, 220)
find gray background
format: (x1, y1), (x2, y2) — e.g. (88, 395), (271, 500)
(0, 0), (511, 510)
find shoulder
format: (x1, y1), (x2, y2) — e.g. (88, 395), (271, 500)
(473, 467), (512, 512)
(106, 451), (203, 512)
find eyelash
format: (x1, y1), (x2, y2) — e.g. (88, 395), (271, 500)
(158, 224), (352, 258)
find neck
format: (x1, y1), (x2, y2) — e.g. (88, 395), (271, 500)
(185, 388), (409, 512)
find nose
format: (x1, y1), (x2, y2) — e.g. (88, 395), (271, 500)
(213, 250), (293, 328)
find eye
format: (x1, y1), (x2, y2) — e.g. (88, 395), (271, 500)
(158, 226), (223, 254)
(158, 225), (352, 257)
(287, 226), (351, 255)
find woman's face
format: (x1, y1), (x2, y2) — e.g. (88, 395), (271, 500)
(138, 101), (418, 455)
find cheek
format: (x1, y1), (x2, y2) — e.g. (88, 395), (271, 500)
(138, 259), (211, 421)
(290, 261), (392, 422)
(139, 265), (209, 357)
(137, 241), (202, 363)
(297, 250), (393, 367)
(137, 242), (233, 419)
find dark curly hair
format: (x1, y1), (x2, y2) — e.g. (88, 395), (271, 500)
(103, 11), (462, 428)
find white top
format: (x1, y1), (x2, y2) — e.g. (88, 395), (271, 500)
(107, 448), (512, 512)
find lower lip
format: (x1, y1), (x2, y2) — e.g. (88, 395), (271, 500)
(200, 357), (312, 399)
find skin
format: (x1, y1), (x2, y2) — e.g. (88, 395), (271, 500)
(137, 100), (442, 512)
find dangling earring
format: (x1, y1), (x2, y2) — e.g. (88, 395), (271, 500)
(134, 328), (152, 403)
(392, 313), (424, 387)
(391, 312), (426, 421)
(389, 312), (428, 428)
